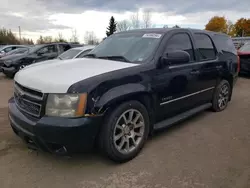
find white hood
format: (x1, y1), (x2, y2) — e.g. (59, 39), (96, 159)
(14, 58), (138, 93)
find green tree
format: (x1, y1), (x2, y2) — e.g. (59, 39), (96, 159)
(0, 28), (20, 44)
(106, 16), (117, 37)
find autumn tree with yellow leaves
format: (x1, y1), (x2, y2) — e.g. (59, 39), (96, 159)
(205, 16), (228, 33)
(234, 18), (250, 37)
(205, 16), (250, 37)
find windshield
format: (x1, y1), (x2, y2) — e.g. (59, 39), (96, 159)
(89, 32), (163, 63)
(58, 48), (82, 60)
(239, 43), (250, 52)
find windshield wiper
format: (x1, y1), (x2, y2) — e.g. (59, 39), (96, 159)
(98, 56), (131, 63)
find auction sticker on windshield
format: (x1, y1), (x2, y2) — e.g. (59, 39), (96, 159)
(142, 33), (162, 38)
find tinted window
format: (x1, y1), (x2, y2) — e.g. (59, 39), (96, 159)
(213, 34), (237, 54)
(59, 44), (71, 52)
(37, 45), (57, 54)
(194, 33), (216, 60)
(76, 49), (92, 58)
(165, 33), (194, 61)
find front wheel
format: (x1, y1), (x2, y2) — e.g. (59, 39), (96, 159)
(212, 80), (231, 112)
(99, 100), (150, 163)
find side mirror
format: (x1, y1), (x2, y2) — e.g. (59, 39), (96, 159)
(160, 50), (190, 67)
(0, 50), (5, 54)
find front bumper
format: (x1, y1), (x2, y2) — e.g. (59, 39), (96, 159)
(8, 97), (103, 154)
(2, 66), (16, 77)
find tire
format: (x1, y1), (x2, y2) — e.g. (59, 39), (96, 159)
(212, 80), (231, 112)
(99, 100), (150, 163)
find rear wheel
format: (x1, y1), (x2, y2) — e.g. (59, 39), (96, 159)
(99, 100), (150, 163)
(212, 80), (231, 112)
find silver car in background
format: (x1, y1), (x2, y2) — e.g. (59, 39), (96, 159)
(57, 45), (96, 60)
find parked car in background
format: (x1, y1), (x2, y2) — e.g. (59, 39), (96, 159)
(238, 42), (250, 75)
(4, 47), (30, 56)
(0, 47), (30, 72)
(8, 28), (239, 163)
(57, 45), (96, 60)
(1, 43), (80, 78)
(0, 45), (28, 58)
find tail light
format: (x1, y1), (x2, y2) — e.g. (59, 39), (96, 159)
(237, 55), (240, 73)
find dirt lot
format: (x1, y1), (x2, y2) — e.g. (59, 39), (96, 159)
(0, 73), (250, 188)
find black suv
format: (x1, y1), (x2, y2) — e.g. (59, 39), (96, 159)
(8, 28), (239, 163)
(1, 43), (81, 78)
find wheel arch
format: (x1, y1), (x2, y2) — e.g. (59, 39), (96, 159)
(95, 85), (156, 134)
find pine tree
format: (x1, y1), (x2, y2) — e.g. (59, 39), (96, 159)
(106, 16), (117, 37)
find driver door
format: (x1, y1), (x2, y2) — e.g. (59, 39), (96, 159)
(153, 32), (201, 121)
(36, 45), (58, 62)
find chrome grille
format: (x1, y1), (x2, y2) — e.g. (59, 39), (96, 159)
(14, 82), (44, 117)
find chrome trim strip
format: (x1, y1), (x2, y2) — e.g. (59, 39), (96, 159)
(14, 83), (43, 100)
(169, 59), (218, 69)
(160, 87), (215, 106)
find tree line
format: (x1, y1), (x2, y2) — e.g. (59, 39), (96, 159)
(205, 16), (250, 37)
(0, 28), (34, 45)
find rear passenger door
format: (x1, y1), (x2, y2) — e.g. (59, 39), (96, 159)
(192, 33), (219, 104)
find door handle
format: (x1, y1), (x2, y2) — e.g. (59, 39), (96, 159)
(190, 70), (200, 75)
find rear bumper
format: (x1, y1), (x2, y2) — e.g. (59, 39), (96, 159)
(8, 97), (103, 154)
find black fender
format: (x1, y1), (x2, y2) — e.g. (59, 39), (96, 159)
(94, 83), (152, 111)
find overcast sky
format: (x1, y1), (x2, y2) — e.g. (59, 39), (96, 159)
(1, 0), (250, 43)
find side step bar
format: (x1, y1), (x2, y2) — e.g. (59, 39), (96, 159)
(154, 103), (212, 130)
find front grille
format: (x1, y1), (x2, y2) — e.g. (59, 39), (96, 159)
(14, 82), (44, 117)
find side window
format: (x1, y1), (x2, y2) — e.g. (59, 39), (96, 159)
(194, 33), (216, 60)
(59, 44), (71, 52)
(76, 49), (92, 58)
(58, 45), (65, 53)
(166, 33), (195, 62)
(213, 34), (237, 54)
(4, 47), (13, 53)
(37, 45), (57, 54)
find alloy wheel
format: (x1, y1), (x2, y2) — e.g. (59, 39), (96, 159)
(113, 109), (145, 154)
(218, 84), (229, 109)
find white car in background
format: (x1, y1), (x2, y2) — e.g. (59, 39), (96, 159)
(57, 45), (96, 60)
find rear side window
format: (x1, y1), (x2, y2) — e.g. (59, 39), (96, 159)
(194, 33), (216, 60)
(213, 35), (237, 54)
(165, 33), (195, 61)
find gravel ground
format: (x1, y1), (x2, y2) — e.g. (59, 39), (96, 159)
(0, 73), (250, 188)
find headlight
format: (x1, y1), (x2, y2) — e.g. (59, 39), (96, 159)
(45, 93), (87, 117)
